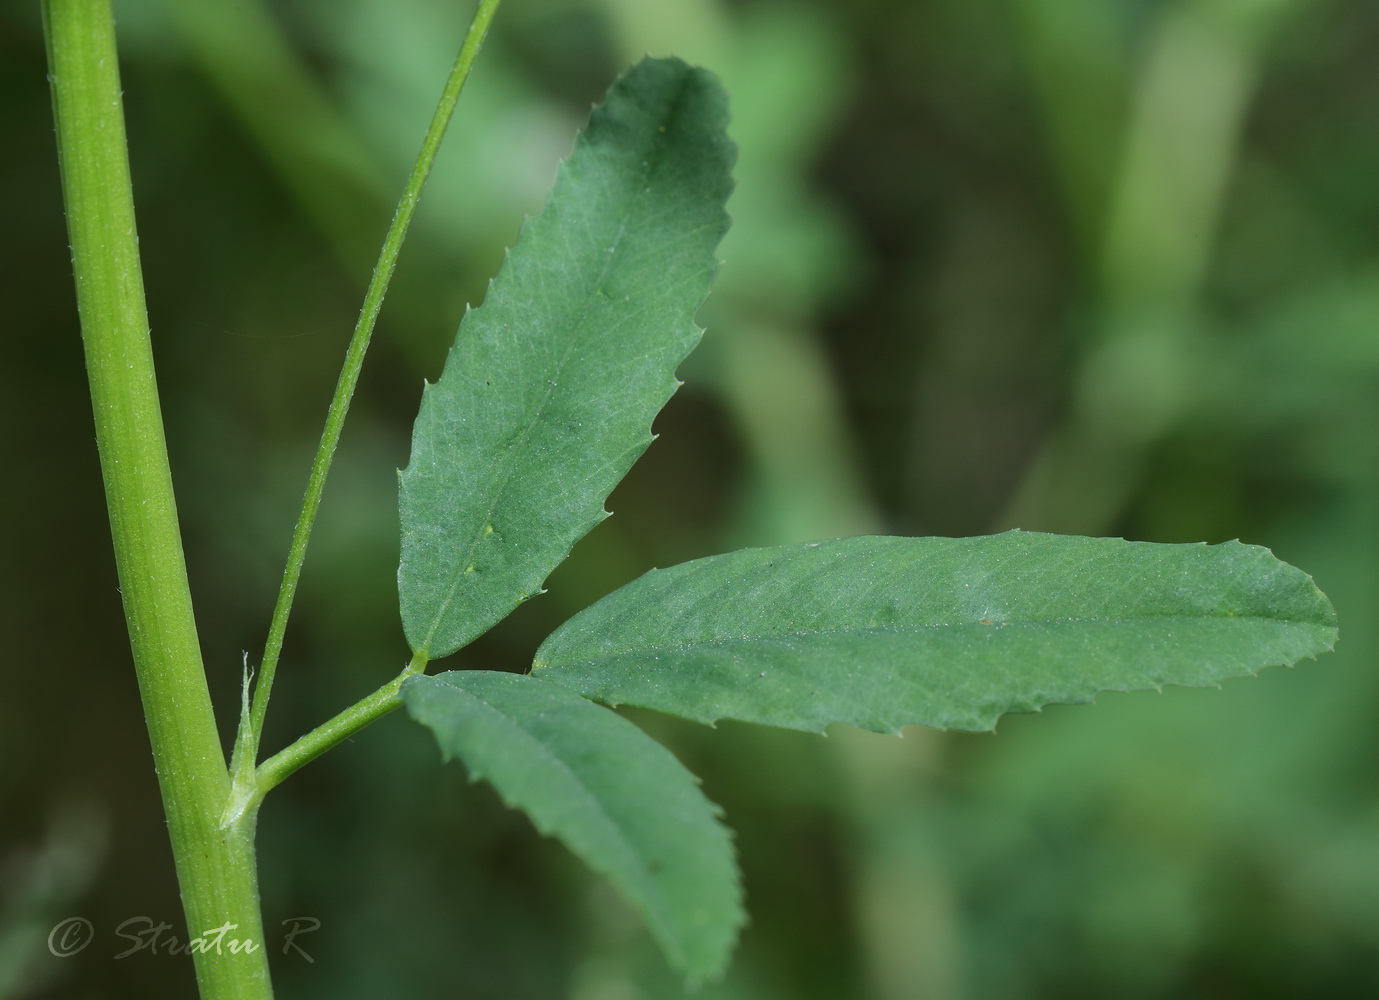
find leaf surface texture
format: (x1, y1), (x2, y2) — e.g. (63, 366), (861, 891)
(399, 58), (734, 657)
(403, 670), (743, 978)
(535, 531), (1338, 732)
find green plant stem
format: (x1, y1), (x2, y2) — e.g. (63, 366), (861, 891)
(246, 0), (502, 762)
(43, 1), (271, 996)
(242, 653), (431, 814)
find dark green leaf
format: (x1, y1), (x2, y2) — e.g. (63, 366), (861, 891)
(534, 531), (1337, 733)
(398, 57), (735, 658)
(402, 670), (743, 980)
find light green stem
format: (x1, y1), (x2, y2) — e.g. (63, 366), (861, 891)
(246, 0), (503, 761)
(232, 653), (430, 821)
(43, 0), (271, 996)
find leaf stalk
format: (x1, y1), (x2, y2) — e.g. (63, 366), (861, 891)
(245, 652), (430, 811)
(244, 0), (503, 763)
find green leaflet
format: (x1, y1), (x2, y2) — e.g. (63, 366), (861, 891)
(402, 671), (743, 980)
(533, 531), (1338, 733)
(398, 57), (734, 658)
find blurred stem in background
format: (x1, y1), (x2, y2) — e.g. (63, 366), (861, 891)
(832, 726), (964, 1000)
(998, 0), (1306, 535)
(1005, 0), (1128, 260)
(149, 0), (533, 372)
(153, 0), (391, 279)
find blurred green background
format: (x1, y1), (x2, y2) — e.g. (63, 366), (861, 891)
(4, 0), (1379, 996)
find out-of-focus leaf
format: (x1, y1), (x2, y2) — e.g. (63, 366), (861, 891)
(534, 531), (1337, 733)
(398, 57), (735, 658)
(402, 670), (743, 980)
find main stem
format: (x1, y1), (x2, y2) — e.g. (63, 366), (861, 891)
(44, 1), (271, 997)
